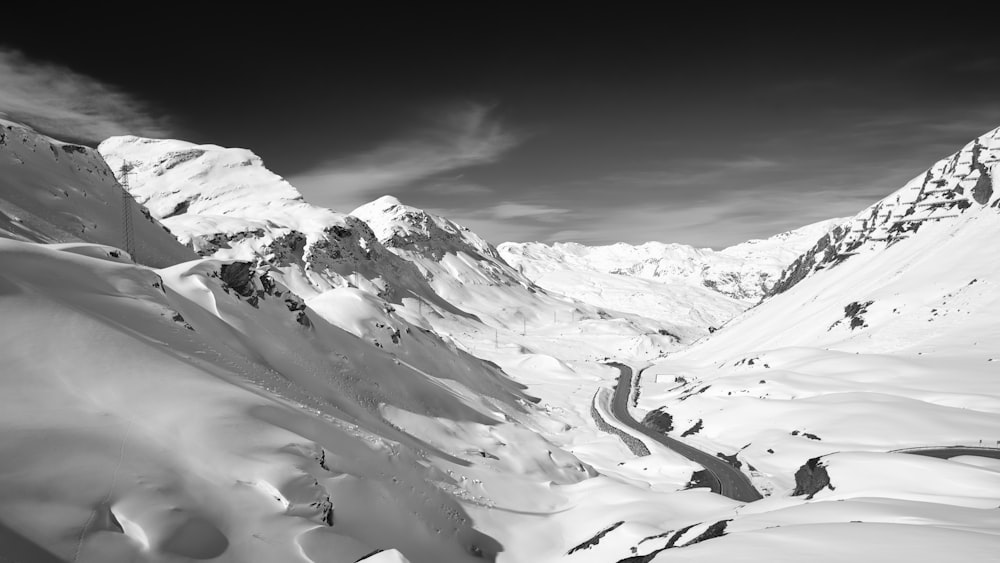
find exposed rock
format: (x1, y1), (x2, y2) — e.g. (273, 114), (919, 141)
(769, 127), (1000, 296)
(680, 419), (703, 437)
(681, 519), (730, 547)
(219, 262), (255, 298)
(641, 408), (673, 434)
(567, 520), (625, 554)
(793, 456), (834, 499)
(844, 300), (874, 330)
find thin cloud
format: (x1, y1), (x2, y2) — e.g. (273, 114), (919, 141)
(419, 177), (493, 196)
(0, 48), (171, 144)
(488, 202), (569, 220)
(290, 102), (522, 211)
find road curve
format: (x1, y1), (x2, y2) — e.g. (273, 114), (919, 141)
(607, 362), (763, 503)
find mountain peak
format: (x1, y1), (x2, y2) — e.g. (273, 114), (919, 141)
(362, 194), (406, 211)
(352, 196), (497, 261)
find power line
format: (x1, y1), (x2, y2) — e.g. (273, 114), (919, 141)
(119, 161), (137, 262)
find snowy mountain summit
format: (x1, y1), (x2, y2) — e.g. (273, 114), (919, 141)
(354, 195), (501, 262)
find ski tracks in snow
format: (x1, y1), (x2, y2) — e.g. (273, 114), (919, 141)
(72, 418), (132, 562)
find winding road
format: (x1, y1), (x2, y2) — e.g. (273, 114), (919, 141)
(606, 363), (1000, 504)
(607, 362), (763, 503)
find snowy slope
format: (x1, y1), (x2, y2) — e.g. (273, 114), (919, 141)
(0, 119), (196, 267)
(0, 239), (611, 563)
(623, 126), (1000, 561)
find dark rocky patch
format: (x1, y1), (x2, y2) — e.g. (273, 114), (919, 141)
(567, 520), (625, 554)
(681, 519), (730, 547)
(656, 328), (680, 342)
(971, 167), (993, 205)
(681, 419), (703, 437)
(641, 408), (673, 434)
(844, 300), (874, 330)
(61, 144), (88, 154)
(768, 225), (848, 296)
(715, 452), (742, 469)
(163, 198), (191, 219)
(171, 312), (195, 331)
(793, 456), (834, 499)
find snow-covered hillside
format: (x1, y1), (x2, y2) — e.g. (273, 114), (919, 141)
(0, 119), (196, 267)
(625, 126), (1000, 561)
(5, 123), (700, 563)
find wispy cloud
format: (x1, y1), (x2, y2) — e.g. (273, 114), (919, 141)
(418, 176), (493, 196)
(0, 48), (171, 144)
(292, 102), (522, 212)
(487, 202), (570, 220)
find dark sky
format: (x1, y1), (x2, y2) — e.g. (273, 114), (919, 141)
(2, 11), (998, 247)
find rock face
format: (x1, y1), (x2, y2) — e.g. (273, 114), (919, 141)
(793, 457), (833, 499)
(769, 126), (1000, 297)
(641, 407), (674, 434)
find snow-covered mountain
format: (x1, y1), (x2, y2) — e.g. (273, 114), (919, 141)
(97, 136), (457, 310)
(99, 136), (698, 360)
(500, 218), (841, 304)
(624, 126), (1000, 560)
(0, 119), (195, 267)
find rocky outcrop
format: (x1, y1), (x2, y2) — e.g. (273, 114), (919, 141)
(641, 408), (673, 434)
(793, 456), (834, 499)
(219, 262), (255, 297)
(567, 520), (625, 554)
(617, 519), (730, 562)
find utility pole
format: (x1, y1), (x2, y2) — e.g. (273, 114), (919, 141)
(119, 161), (137, 262)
